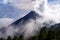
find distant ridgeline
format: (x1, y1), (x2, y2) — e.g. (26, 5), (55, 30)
(0, 23), (60, 40)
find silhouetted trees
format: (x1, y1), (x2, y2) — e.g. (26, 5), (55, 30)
(56, 31), (60, 40)
(27, 35), (38, 40)
(13, 36), (18, 40)
(18, 35), (24, 40)
(0, 24), (60, 40)
(0, 38), (5, 40)
(7, 36), (12, 40)
(38, 27), (48, 40)
(46, 30), (57, 40)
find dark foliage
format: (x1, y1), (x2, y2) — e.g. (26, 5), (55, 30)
(0, 38), (5, 40)
(13, 36), (18, 40)
(0, 23), (60, 40)
(7, 36), (12, 40)
(18, 35), (24, 40)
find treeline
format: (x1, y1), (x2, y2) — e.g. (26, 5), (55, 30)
(27, 27), (60, 40)
(0, 35), (24, 40)
(0, 26), (60, 40)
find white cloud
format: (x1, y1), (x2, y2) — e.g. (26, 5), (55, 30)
(1, 0), (60, 39)
(0, 18), (14, 28)
(23, 0), (60, 38)
(33, 0), (60, 24)
(6, 27), (19, 36)
(2, 0), (12, 4)
(0, 18), (19, 38)
(0, 0), (34, 9)
(3, 0), (8, 4)
(11, 0), (34, 10)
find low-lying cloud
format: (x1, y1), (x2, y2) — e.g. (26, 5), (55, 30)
(24, 0), (60, 38)
(0, 18), (14, 28)
(0, 0), (60, 39)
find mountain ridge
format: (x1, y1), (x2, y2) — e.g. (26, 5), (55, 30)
(10, 11), (41, 27)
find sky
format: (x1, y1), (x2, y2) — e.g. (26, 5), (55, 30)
(0, 0), (60, 27)
(0, 0), (33, 26)
(0, 0), (58, 18)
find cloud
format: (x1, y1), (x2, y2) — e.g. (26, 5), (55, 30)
(3, 0), (9, 4)
(33, 0), (60, 24)
(0, 0), (33, 38)
(0, 18), (17, 38)
(0, 0), (32, 20)
(11, 0), (34, 10)
(0, 0), (34, 10)
(0, 18), (14, 28)
(5, 26), (19, 37)
(0, 3), (30, 20)
(1, 0), (60, 39)
(20, 0), (60, 38)
(23, 0), (60, 38)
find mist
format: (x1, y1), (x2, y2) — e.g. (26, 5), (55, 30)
(33, 0), (60, 24)
(0, 0), (60, 39)
(24, 0), (60, 38)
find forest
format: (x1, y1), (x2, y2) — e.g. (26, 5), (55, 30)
(0, 23), (60, 40)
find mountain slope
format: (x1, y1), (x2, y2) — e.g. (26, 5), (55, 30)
(50, 23), (60, 30)
(10, 11), (41, 27)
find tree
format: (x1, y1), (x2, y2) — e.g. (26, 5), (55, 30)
(18, 35), (24, 40)
(46, 30), (57, 40)
(13, 36), (18, 40)
(56, 31), (60, 40)
(0, 38), (5, 40)
(28, 36), (38, 40)
(7, 36), (12, 40)
(38, 27), (48, 40)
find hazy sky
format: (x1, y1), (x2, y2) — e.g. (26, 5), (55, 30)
(0, 0), (59, 19)
(0, 0), (60, 26)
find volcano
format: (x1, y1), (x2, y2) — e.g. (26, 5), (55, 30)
(0, 11), (41, 36)
(8, 11), (41, 35)
(10, 11), (41, 27)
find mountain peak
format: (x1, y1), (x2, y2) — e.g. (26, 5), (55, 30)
(24, 11), (40, 19)
(10, 11), (40, 26)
